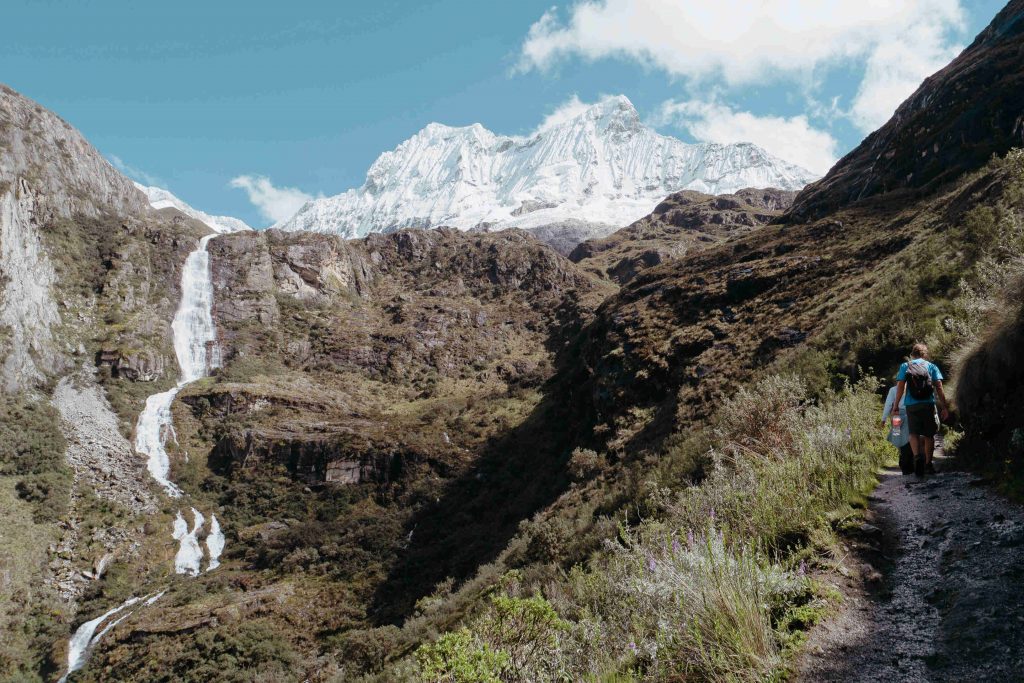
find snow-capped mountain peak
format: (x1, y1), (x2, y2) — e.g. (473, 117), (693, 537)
(134, 183), (251, 234)
(276, 96), (819, 238)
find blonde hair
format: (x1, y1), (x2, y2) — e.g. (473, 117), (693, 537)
(911, 343), (929, 359)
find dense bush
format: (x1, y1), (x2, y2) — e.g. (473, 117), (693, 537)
(950, 151), (1024, 484)
(0, 395), (70, 522)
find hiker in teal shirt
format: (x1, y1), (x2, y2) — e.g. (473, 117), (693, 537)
(892, 343), (949, 476)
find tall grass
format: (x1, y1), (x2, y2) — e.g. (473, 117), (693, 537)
(403, 375), (888, 682)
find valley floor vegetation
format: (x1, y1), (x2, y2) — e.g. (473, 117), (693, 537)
(355, 374), (888, 682)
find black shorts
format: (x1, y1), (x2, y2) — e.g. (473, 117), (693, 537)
(907, 403), (938, 437)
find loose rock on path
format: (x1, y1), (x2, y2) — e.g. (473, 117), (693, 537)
(796, 454), (1024, 682)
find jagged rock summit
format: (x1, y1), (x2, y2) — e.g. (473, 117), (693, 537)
(276, 95), (818, 238)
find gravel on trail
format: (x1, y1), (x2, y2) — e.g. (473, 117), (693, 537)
(796, 452), (1024, 682)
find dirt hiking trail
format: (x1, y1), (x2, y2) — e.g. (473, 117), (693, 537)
(796, 449), (1024, 682)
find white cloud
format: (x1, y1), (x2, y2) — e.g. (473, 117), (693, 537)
(108, 154), (164, 187)
(529, 93), (624, 136)
(520, 1), (966, 133)
(229, 175), (315, 224)
(658, 100), (839, 175)
(531, 94), (591, 135)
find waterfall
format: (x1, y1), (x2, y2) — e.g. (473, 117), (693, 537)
(58, 592), (166, 683)
(206, 514), (225, 571)
(122, 232), (230, 578)
(59, 234), (228, 680)
(172, 508), (206, 576)
(58, 597), (140, 683)
(134, 234), (221, 496)
(131, 233), (226, 573)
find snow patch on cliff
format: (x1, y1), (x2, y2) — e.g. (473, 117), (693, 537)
(134, 183), (251, 234)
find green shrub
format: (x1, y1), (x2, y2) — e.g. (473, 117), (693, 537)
(471, 594), (570, 681)
(415, 628), (509, 683)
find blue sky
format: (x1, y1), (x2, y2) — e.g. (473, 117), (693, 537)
(0, 0), (1008, 227)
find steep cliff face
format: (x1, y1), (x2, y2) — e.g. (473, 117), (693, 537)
(787, 0), (1024, 221)
(0, 84), (187, 394)
(0, 85), (147, 221)
(0, 180), (62, 390)
(200, 227), (610, 484)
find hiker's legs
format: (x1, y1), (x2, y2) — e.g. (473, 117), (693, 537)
(908, 433), (921, 458)
(924, 436), (935, 464)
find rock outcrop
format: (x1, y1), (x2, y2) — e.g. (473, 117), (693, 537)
(0, 84), (147, 220)
(0, 180), (62, 390)
(569, 187), (797, 284)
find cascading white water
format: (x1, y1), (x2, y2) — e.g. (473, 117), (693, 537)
(172, 508), (206, 576)
(206, 514), (225, 571)
(130, 233), (228, 579)
(130, 234), (226, 573)
(58, 596), (140, 683)
(59, 235), (227, 681)
(58, 591), (166, 683)
(135, 234), (221, 496)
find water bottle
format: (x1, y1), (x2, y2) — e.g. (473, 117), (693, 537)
(891, 416), (903, 438)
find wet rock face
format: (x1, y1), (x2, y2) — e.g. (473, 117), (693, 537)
(97, 347), (167, 382)
(787, 0), (1024, 221)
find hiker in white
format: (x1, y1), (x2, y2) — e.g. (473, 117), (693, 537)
(883, 384), (913, 474)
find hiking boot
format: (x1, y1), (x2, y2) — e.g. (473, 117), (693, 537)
(926, 461), (937, 475)
(915, 456), (926, 477)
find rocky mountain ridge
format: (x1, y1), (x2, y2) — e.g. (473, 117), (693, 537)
(788, 0), (1024, 221)
(569, 187), (797, 284)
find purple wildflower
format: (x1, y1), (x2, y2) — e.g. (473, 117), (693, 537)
(672, 538), (682, 554)
(709, 507), (716, 522)
(798, 560), (807, 577)
(629, 641), (639, 654)
(647, 556), (657, 572)
(687, 529), (695, 547)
